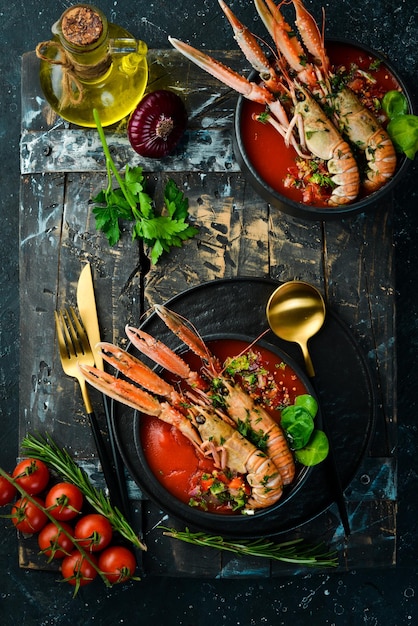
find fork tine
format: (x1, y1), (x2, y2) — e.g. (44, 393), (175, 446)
(69, 306), (91, 355)
(59, 308), (78, 356)
(63, 307), (83, 356)
(55, 306), (94, 411)
(55, 310), (71, 361)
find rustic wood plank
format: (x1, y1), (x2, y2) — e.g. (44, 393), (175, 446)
(268, 212), (324, 283)
(144, 171), (272, 305)
(19, 170), (143, 453)
(20, 128), (238, 175)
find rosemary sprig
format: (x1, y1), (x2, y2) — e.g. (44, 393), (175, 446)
(161, 527), (338, 568)
(21, 433), (146, 552)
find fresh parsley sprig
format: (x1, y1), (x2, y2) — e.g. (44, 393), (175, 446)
(21, 433), (146, 552)
(161, 527), (338, 567)
(92, 109), (198, 264)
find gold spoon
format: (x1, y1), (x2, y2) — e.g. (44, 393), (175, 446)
(266, 280), (350, 538)
(266, 280), (325, 377)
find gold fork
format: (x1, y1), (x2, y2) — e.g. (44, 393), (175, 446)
(55, 307), (124, 507)
(55, 307), (95, 414)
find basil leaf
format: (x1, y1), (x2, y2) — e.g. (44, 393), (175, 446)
(294, 394), (318, 419)
(281, 406), (314, 450)
(382, 90), (408, 120)
(295, 430), (329, 466)
(387, 115), (418, 159)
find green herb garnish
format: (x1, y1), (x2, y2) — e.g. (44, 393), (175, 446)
(237, 416), (269, 451)
(256, 110), (271, 124)
(382, 91), (418, 160)
(161, 527), (338, 567)
(369, 59), (382, 71)
(295, 430), (329, 466)
(309, 171), (335, 188)
(92, 109), (198, 264)
(281, 405), (315, 450)
(280, 395), (328, 466)
(295, 394), (318, 418)
(382, 90), (408, 120)
(224, 354), (251, 375)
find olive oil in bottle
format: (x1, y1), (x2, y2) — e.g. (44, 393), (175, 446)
(36, 4), (148, 127)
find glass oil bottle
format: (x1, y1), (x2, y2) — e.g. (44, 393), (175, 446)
(36, 4), (148, 127)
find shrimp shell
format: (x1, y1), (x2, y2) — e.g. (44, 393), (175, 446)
(331, 86), (397, 192)
(295, 87), (360, 205)
(218, 380), (295, 485)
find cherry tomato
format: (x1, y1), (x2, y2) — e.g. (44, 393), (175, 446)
(98, 546), (137, 584)
(12, 458), (50, 495)
(11, 496), (48, 534)
(0, 474), (17, 506)
(38, 522), (74, 559)
(74, 514), (113, 552)
(61, 550), (98, 587)
(45, 482), (84, 521)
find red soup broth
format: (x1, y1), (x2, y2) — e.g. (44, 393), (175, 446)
(239, 41), (402, 206)
(140, 338), (307, 513)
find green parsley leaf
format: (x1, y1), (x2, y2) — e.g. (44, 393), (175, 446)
(310, 172), (335, 188)
(91, 109), (198, 263)
(164, 179), (189, 219)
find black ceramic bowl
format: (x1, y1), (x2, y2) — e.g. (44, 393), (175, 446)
(233, 39), (414, 221)
(131, 333), (317, 538)
(111, 278), (376, 538)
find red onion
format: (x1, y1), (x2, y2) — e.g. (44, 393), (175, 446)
(127, 90), (188, 158)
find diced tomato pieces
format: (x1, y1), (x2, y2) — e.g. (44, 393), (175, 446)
(228, 477), (245, 491)
(200, 477), (214, 492)
(348, 78), (364, 92)
(216, 472), (230, 485)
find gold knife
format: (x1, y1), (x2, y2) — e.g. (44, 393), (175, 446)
(77, 263), (103, 370)
(77, 263), (132, 519)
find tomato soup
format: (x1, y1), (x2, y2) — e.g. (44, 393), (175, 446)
(239, 41), (402, 207)
(139, 339), (307, 514)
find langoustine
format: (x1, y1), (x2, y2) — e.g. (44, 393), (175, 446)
(126, 305), (296, 486)
(169, 0), (397, 204)
(78, 314), (290, 511)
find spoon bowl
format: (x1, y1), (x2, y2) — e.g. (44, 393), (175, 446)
(266, 281), (326, 377)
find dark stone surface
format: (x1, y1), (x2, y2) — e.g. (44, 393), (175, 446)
(1, 1), (418, 623)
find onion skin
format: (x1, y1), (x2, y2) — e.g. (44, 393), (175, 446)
(128, 90), (188, 158)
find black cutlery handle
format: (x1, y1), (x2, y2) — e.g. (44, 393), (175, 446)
(311, 376), (351, 539)
(102, 393), (132, 519)
(87, 410), (128, 514)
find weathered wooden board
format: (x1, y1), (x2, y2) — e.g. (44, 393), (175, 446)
(19, 49), (397, 576)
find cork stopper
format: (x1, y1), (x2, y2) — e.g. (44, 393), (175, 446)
(61, 6), (104, 46)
